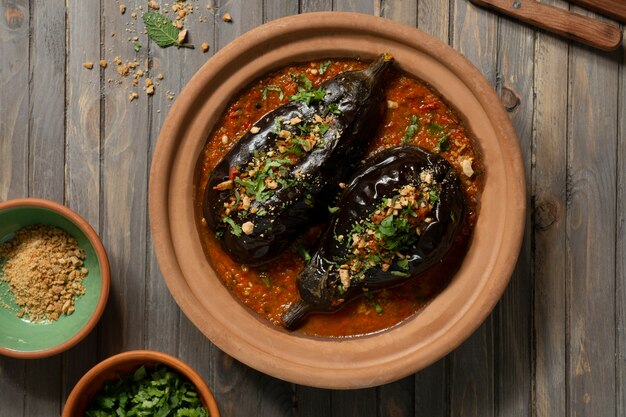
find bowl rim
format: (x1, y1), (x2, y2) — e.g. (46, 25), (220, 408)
(62, 349), (220, 417)
(149, 12), (526, 388)
(0, 197), (111, 359)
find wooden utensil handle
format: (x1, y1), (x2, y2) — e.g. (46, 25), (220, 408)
(568, 0), (626, 23)
(470, 0), (622, 51)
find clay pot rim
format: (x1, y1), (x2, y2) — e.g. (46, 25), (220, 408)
(0, 197), (110, 359)
(149, 12), (525, 388)
(62, 350), (220, 417)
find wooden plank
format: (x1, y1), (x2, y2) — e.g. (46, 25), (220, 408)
(62, 0), (102, 407)
(333, 388), (378, 417)
(495, 6), (533, 417)
(414, 358), (447, 417)
(264, 0), (298, 22)
(333, 0), (375, 14)
(99, 0), (149, 355)
(27, 0), (65, 201)
(566, 8), (618, 417)
(296, 386), (331, 417)
(0, 1), (30, 413)
(24, 1), (66, 416)
(380, 0), (417, 26)
(532, 2), (569, 416)
(209, 2), (293, 416)
(300, 0), (332, 13)
(0, 0), (29, 202)
(417, 0), (450, 43)
(449, 1), (498, 416)
(617, 40), (626, 417)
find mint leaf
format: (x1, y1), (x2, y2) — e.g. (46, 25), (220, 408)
(143, 11), (193, 49)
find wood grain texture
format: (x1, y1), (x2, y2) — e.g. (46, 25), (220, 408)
(380, 0), (417, 27)
(532, 3), (569, 417)
(300, 0), (332, 13)
(617, 38), (626, 417)
(495, 6), (533, 417)
(264, 0), (298, 22)
(333, 0), (375, 14)
(449, 1), (498, 416)
(417, 0), (450, 43)
(414, 358), (447, 417)
(566, 8), (619, 417)
(99, 0), (149, 355)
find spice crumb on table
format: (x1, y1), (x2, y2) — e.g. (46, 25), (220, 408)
(0, 225), (88, 322)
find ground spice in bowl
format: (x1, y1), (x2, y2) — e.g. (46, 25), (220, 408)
(0, 225), (88, 322)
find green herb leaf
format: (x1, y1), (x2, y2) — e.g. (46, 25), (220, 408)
(262, 85), (284, 100)
(396, 258), (409, 271)
(143, 11), (194, 49)
(318, 123), (331, 135)
(328, 206), (340, 214)
(134, 43), (142, 52)
(222, 216), (242, 236)
(297, 246), (311, 263)
(319, 60), (331, 74)
(429, 190), (439, 204)
(374, 303), (383, 314)
(391, 271), (410, 277)
(402, 115), (420, 144)
(328, 103), (341, 115)
(437, 135), (450, 152)
(259, 272), (272, 288)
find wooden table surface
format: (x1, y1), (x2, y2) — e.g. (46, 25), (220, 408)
(1, 0), (625, 416)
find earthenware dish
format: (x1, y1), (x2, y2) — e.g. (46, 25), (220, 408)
(0, 198), (110, 359)
(62, 350), (220, 417)
(149, 12), (526, 388)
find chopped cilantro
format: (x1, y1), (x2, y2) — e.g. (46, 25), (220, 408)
(222, 217), (242, 236)
(262, 84), (284, 100)
(318, 123), (331, 135)
(374, 303), (383, 314)
(85, 365), (209, 417)
(319, 60), (331, 74)
(427, 122), (444, 134)
(328, 206), (340, 214)
(272, 117), (282, 134)
(259, 272), (272, 288)
(328, 103), (341, 115)
(437, 135), (450, 152)
(290, 74), (326, 105)
(402, 115), (420, 144)
(215, 230), (224, 240)
(391, 271), (410, 277)
(396, 258), (409, 270)
(297, 246), (312, 263)
(429, 190), (439, 204)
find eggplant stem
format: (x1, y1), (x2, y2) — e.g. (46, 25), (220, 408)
(281, 300), (312, 330)
(363, 53), (394, 83)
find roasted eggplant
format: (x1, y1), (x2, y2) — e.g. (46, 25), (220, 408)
(281, 146), (466, 329)
(204, 54), (394, 265)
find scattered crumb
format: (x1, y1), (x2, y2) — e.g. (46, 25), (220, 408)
(83, 61), (94, 69)
(145, 78), (153, 87)
(129, 91), (139, 101)
(147, 0), (160, 10)
(130, 12), (137, 19)
(157, 73), (164, 80)
(117, 64), (130, 76)
(222, 12), (232, 22)
(99, 59), (108, 68)
(119, 4), (126, 14)
(201, 42), (209, 53)
(177, 28), (188, 44)
(136, 69), (144, 77)
(146, 85), (155, 95)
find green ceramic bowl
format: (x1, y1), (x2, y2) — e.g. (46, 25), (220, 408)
(0, 198), (110, 358)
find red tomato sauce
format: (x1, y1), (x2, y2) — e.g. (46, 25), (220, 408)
(195, 59), (483, 337)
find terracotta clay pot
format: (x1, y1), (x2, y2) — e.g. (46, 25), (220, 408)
(149, 12), (525, 389)
(62, 350), (220, 417)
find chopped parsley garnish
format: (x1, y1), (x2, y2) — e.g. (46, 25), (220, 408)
(437, 135), (450, 152)
(272, 117), (282, 134)
(319, 60), (332, 74)
(429, 190), (439, 204)
(85, 365), (209, 417)
(262, 85), (284, 100)
(297, 246), (312, 263)
(328, 206), (340, 214)
(402, 115), (420, 144)
(290, 74), (326, 105)
(427, 122), (445, 134)
(259, 272), (272, 288)
(318, 123), (331, 135)
(328, 103), (341, 115)
(223, 217), (242, 236)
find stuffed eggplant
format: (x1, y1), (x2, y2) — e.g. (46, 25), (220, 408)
(281, 146), (466, 329)
(203, 54), (394, 265)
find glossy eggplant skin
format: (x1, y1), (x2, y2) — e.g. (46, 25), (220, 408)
(203, 54), (393, 265)
(281, 146), (466, 329)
